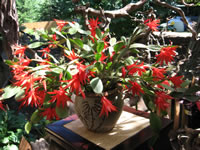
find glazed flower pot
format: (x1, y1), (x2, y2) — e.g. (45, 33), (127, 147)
(74, 88), (124, 132)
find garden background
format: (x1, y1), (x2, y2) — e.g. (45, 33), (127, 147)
(0, 0), (200, 149)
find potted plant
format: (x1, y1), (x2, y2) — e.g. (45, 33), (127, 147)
(0, 18), (184, 133)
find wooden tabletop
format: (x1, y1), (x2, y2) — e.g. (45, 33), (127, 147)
(45, 105), (173, 150)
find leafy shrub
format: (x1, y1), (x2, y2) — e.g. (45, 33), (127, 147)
(39, 0), (76, 21)
(0, 110), (47, 150)
(16, 0), (44, 24)
(16, 0), (75, 24)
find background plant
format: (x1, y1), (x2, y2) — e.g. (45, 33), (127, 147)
(0, 110), (46, 150)
(16, 0), (199, 38)
(0, 18), (194, 136)
(16, 0), (44, 24)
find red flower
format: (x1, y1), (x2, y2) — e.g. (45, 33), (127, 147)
(77, 63), (89, 84)
(99, 96), (117, 117)
(48, 86), (72, 108)
(59, 72), (63, 81)
(38, 59), (51, 65)
(63, 63), (89, 99)
(0, 89), (3, 95)
(13, 73), (46, 108)
(52, 34), (57, 41)
(128, 80), (144, 96)
(64, 74), (85, 98)
(144, 19), (160, 31)
(48, 34), (57, 48)
(20, 75), (43, 94)
(10, 58), (31, 78)
(0, 101), (5, 111)
(110, 51), (115, 61)
(10, 58), (30, 77)
(99, 52), (108, 63)
(122, 67), (126, 78)
(65, 50), (79, 60)
(38, 47), (51, 58)
(43, 80), (47, 91)
(17, 57), (31, 66)
(88, 18), (101, 37)
(102, 33), (109, 49)
(156, 46), (177, 65)
(196, 101), (200, 112)
(157, 80), (170, 89)
(13, 45), (27, 57)
(35, 87), (46, 104)
(155, 91), (172, 112)
(41, 107), (59, 120)
(126, 62), (146, 76)
(18, 87), (45, 108)
(169, 75), (183, 88)
(12, 71), (29, 85)
(152, 67), (166, 81)
(54, 19), (68, 31)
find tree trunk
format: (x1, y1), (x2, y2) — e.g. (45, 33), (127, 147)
(0, 0), (19, 59)
(0, 0), (19, 88)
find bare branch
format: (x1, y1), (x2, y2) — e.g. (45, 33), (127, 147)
(154, 0), (198, 40)
(181, 0), (195, 7)
(74, 0), (148, 18)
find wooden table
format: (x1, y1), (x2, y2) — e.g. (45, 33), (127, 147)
(45, 105), (173, 150)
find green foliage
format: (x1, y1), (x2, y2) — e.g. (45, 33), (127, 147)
(150, 112), (161, 133)
(16, 0), (199, 38)
(0, 85), (23, 100)
(0, 110), (47, 149)
(0, 111), (24, 149)
(25, 122), (32, 134)
(56, 106), (69, 118)
(16, 0), (75, 24)
(28, 42), (45, 49)
(0, 110), (27, 149)
(90, 77), (103, 94)
(39, 0), (76, 21)
(16, 0), (141, 37)
(171, 86), (200, 102)
(16, 0), (45, 24)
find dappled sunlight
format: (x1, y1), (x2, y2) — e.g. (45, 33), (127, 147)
(64, 111), (150, 149)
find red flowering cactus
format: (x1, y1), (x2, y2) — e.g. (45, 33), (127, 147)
(0, 18), (187, 133)
(144, 19), (160, 31)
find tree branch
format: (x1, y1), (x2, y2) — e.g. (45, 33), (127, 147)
(74, 0), (148, 18)
(154, 0), (198, 40)
(181, 0), (195, 7)
(74, 0), (198, 40)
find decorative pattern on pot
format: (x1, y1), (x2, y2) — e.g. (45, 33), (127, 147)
(74, 88), (124, 132)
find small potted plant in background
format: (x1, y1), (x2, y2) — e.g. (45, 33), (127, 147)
(0, 17), (185, 134)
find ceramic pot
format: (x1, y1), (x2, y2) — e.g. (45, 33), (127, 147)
(74, 88), (124, 132)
